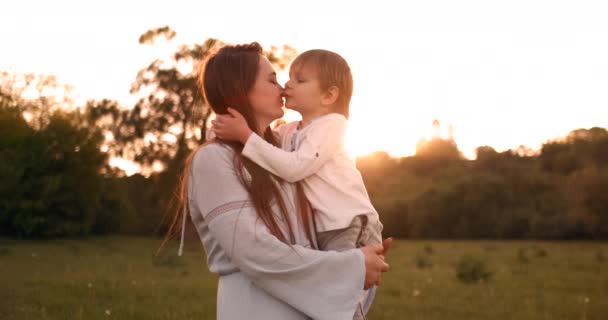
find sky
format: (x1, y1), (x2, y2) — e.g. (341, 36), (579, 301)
(2, 0), (607, 161)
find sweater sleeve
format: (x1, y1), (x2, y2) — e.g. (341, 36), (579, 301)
(191, 144), (365, 320)
(242, 116), (346, 182)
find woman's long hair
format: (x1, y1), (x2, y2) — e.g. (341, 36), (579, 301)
(161, 42), (315, 252)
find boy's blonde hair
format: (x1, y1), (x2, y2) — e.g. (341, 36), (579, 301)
(290, 49), (353, 119)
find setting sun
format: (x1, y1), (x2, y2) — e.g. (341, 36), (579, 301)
(2, 2), (608, 319)
(1, 0), (607, 165)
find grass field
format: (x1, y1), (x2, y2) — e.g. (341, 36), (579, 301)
(0, 236), (606, 319)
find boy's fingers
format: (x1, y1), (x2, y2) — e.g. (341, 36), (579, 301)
(227, 108), (241, 119)
(227, 107), (246, 121)
(215, 115), (229, 122)
(226, 108), (237, 117)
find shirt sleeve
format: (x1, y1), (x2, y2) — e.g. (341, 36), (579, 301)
(191, 144), (365, 320)
(242, 116), (346, 182)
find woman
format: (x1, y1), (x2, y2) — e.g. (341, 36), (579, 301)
(168, 42), (390, 320)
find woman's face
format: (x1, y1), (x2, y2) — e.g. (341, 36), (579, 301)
(248, 55), (285, 129)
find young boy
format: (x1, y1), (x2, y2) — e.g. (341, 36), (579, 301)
(213, 49), (383, 319)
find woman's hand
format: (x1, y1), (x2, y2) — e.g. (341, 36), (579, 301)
(381, 237), (393, 259)
(360, 238), (393, 289)
(211, 108), (253, 144)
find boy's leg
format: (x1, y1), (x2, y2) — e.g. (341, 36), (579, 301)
(316, 216), (364, 252)
(359, 217), (383, 246)
(356, 216), (383, 316)
(316, 215), (368, 320)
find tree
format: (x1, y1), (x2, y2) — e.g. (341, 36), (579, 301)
(83, 29), (297, 235)
(0, 71), (75, 129)
(540, 127), (608, 174)
(90, 27), (296, 174)
(0, 106), (106, 237)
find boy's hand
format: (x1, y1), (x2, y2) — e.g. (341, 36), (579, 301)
(212, 108), (253, 144)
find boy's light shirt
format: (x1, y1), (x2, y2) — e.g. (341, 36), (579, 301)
(242, 113), (379, 232)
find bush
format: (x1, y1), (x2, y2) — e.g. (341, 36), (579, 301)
(517, 248), (530, 263)
(0, 108), (106, 237)
(596, 251), (605, 263)
(415, 253), (433, 269)
(456, 255), (492, 283)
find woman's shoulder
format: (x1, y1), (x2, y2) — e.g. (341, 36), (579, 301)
(273, 120), (299, 138)
(192, 142), (235, 167)
(191, 142), (250, 184)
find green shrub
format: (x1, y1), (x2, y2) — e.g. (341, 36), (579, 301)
(456, 255), (492, 283)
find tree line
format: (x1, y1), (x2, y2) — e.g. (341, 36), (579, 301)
(1, 27), (606, 239)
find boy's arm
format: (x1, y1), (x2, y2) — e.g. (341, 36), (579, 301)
(212, 108), (346, 182)
(242, 117), (346, 182)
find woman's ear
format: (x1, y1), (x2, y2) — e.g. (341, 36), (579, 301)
(321, 86), (340, 106)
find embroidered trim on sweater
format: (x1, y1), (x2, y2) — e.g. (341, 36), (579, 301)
(206, 200), (252, 222)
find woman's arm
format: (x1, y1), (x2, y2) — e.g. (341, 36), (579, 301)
(191, 145), (386, 320)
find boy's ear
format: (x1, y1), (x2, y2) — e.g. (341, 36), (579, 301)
(321, 86), (340, 106)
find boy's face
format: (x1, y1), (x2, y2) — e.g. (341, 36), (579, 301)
(284, 65), (325, 115)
